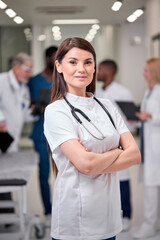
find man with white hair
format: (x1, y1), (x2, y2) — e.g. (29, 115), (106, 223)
(0, 52), (33, 213)
(0, 52), (33, 152)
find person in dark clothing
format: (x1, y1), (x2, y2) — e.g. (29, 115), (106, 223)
(28, 46), (57, 226)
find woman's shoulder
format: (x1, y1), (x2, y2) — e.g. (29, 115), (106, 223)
(45, 99), (64, 113)
(152, 84), (160, 97)
(154, 84), (160, 91)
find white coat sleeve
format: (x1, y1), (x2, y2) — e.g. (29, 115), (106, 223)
(148, 100), (160, 125)
(22, 86), (36, 122)
(0, 76), (6, 122)
(44, 104), (78, 153)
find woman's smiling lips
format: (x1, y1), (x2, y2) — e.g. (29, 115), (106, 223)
(75, 76), (87, 80)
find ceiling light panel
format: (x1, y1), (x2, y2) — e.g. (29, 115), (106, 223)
(52, 19), (99, 25)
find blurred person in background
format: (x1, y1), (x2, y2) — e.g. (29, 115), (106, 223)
(0, 52), (33, 213)
(134, 58), (160, 239)
(96, 60), (135, 231)
(28, 46), (58, 226)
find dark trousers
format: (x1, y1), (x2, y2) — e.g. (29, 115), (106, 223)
(120, 180), (132, 219)
(34, 140), (51, 215)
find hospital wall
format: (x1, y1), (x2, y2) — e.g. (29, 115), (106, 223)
(0, 0), (160, 106)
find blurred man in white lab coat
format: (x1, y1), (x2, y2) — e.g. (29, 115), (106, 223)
(96, 59), (134, 231)
(0, 52), (33, 152)
(0, 52), (33, 213)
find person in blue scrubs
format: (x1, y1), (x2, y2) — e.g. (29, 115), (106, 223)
(28, 46), (57, 224)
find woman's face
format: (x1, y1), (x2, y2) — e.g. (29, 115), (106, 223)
(56, 47), (95, 96)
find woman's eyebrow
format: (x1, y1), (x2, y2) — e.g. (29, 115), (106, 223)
(68, 57), (93, 60)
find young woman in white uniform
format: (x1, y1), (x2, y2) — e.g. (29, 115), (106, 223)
(44, 37), (141, 240)
(134, 58), (160, 239)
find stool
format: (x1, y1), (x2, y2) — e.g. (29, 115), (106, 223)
(0, 179), (27, 240)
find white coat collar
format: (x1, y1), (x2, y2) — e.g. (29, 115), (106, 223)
(8, 69), (21, 91)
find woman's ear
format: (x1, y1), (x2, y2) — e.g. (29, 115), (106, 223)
(55, 60), (62, 73)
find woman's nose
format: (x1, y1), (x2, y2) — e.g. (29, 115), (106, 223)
(78, 62), (85, 72)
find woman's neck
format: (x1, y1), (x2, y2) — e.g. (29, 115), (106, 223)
(67, 89), (87, 97)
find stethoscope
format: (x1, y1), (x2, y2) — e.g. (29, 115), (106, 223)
(63, 96), (116, 140)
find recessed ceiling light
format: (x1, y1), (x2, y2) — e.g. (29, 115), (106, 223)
(5, 8), (16, 18)
(92, 24), (100, 30)
(52, 19), (99, 25)
(0, 0), (7, 9)
(127, 8), (144, 23)
(133, 9), (144, 18)
(37, 34), (46, 41)
(127, 15), (137, 23)
(111, 1), (122, 11)
(52, 26), (60, 32)
(13, 16), (24, 24)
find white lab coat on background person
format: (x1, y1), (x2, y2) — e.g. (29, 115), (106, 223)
(141, 84), (160, 186)
(0, 53), (34, 153)
(0, 52), (33, 214)
(133, 58), (160, 239)
(0, 69), (32, 152)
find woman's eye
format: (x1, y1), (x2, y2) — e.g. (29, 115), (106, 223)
(69, 61), (76, 65)
(85, 61), (92, 65)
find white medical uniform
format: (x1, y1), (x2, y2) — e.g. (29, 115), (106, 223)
(0, 70), (31, 152)
(44, 93), (129, 240)
(140, 84), (160, 226)
(142, 84), (160, 186)
(96, 81), (133, 181)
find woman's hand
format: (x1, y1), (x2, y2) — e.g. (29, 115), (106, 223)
(0, 121), (7, 132)
(135, 111), (152, 121)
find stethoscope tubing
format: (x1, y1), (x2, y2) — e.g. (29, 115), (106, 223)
(63, 95), (116, 140)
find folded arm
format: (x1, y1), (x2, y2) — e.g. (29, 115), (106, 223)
(101, 132), (141, 174)
(60, 132), (141, 175)
(59, 139), (122, 175)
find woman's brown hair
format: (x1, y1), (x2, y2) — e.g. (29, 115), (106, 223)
(49, 37), (97, 176)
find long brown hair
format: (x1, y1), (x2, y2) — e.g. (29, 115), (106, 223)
(50, 37), (97, 177)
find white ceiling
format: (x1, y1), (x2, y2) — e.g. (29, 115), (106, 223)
(0, 0), (147, 27)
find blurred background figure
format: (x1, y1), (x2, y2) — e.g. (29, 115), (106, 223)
(0, 52), (33, 152)
(134, 58), (160, 239)
(96, 59), (135, 231)
(28, 46), (58, 226)
(0, 52), (33, 213)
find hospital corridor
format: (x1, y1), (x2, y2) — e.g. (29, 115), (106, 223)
(1, 0), (160, 240)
